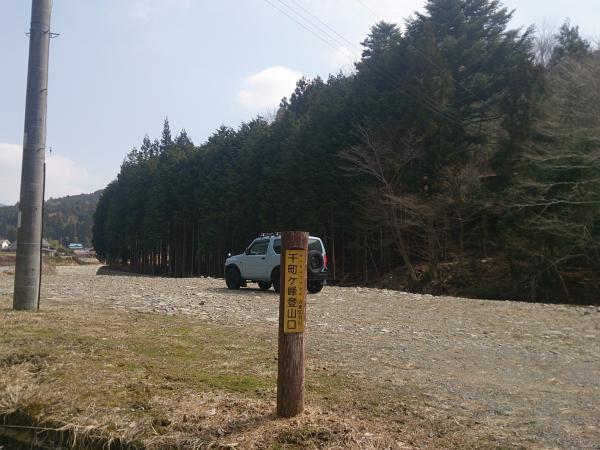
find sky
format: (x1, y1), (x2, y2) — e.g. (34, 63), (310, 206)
(1, 0), (599, 205)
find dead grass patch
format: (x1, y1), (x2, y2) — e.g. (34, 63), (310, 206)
(0, 305), (512, 449)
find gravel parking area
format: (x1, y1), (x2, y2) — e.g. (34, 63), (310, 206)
(1, 265), (599, 449)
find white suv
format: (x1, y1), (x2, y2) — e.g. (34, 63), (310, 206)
(224, 233), (328, 293)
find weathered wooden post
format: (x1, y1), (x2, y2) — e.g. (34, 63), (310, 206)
(277, 230), (308, 417)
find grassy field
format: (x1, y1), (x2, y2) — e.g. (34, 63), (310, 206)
(0, 302), (507, 449)
(0, 252), (16, 266)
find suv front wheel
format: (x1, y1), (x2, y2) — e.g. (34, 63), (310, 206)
(225, 266), (242, 290)
(271, 266), (281, 293)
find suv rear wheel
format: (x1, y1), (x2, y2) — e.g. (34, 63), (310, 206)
(225, 266), (242, 290)
(308, 282), (324, 294)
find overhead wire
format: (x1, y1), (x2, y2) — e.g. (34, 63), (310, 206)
(263, 0), (465, 127)
(351, 0), (495, 112)
(261, 0), (347, 54)
(353, 0), (379, 21)
(340, 0), (499, 122)
(285, 0), (359, 50)
(263, 0), (464, 126)
(280, 0), (471, 124)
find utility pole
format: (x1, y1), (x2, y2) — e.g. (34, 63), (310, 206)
(13, 0), (53, 310)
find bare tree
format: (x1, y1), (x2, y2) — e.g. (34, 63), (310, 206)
(438, 157), (489, 262)
(505, 54), (600, 301)
(339, 126), (423, 282)
(534, 22), (557, 68)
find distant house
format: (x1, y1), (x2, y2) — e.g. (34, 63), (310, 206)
(68, 243), (84, 250)
(4, 239), (58, 254)
(73, 247), (96, 258)
(0, 239), (10, 250)
(42, 239), (57, 255)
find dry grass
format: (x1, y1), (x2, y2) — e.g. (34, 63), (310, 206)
(0, 253), (16, 265)
(0, 253), (57, 275)
(0, 304), (510, 449)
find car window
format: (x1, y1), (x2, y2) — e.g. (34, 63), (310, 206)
(273, 239), (281, 254)
(248, 239), (269, 255)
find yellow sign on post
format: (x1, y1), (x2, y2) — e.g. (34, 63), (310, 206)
(283, 249), (306, 333)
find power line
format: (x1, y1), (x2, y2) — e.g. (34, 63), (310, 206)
(278, 0), (490, 120)
(274, 0), (360, 72)
(272, 0), (465, 126)
(351, 0), (493, 112)
(262, 0), (341, 53)
(281, 2), (467, 124)
(354, 0), (379, 21)
(283, 0), (358, 51)
(261, 0), (465, 127)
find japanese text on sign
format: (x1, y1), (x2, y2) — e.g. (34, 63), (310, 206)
(283, 249), (306, 333)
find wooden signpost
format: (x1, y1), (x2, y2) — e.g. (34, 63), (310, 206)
(277, 231), (308, 417)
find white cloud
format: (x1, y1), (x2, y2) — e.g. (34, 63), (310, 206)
(237, 66), (302, 111)
(0, 143), (97, 205)
(0, 143), (22, 205)
(45, 155), (93, 200)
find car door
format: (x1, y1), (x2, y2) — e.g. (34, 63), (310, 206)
(243, 239), (270, 280)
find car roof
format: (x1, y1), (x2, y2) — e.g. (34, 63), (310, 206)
(254, 235), (321, 240)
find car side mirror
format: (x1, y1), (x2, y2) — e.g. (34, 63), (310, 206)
(245, 248), (250, 255)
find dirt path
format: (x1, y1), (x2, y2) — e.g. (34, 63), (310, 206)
(1, 266), (598, 449)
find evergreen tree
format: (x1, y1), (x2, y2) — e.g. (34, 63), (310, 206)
(161, 117), (173, 151)
(359, 21), (402, 61)
(551, 20), (591, 64)
(91, 5), (596, 303)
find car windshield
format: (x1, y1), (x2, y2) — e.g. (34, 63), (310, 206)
(273, 238), (322, 254)
(248, 239), (269, 255)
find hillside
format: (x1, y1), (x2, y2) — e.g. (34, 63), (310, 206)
(0, 190), (102, 246)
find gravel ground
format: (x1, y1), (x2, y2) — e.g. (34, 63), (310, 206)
(1, 265), (599, 449)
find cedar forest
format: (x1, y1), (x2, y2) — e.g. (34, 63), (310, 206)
(92, 0), (600, 304)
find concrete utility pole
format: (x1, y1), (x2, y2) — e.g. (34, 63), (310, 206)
(13, 0), (53, 310)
